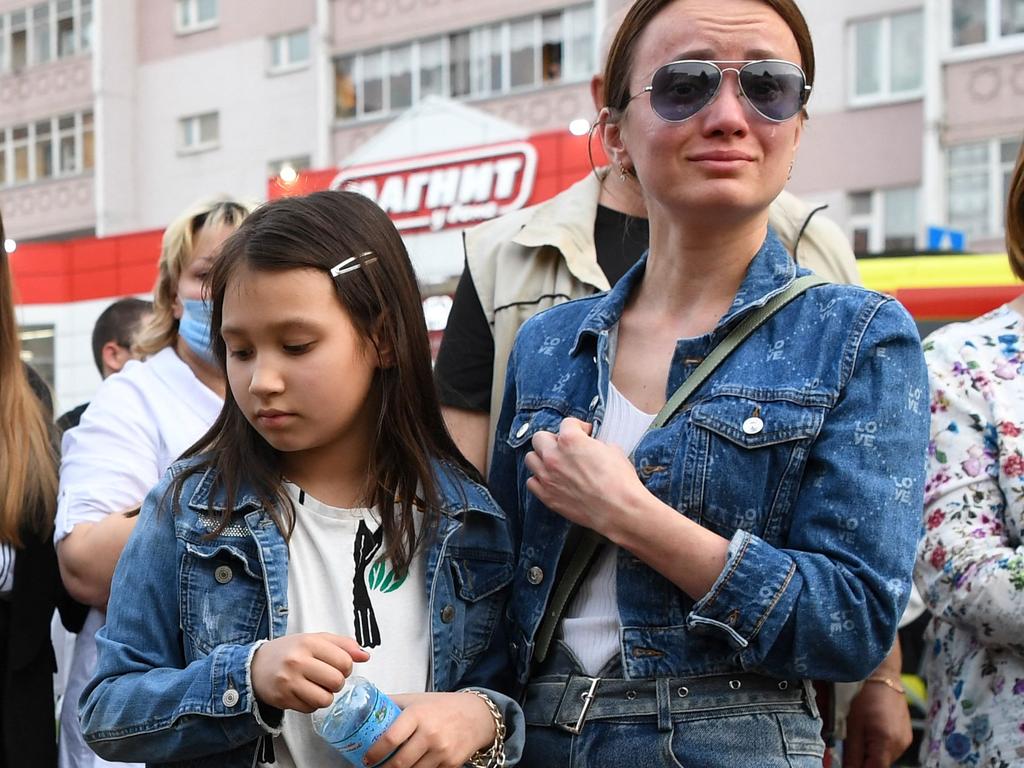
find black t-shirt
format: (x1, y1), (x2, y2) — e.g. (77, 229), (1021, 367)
(434, 205), (649, 412)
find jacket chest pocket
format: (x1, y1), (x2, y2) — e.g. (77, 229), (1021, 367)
(444, 549), (514, 663)
(687, 395), (824, 542)
(181, 542), (266, 658)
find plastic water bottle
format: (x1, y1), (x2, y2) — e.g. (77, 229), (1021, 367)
(312, 676), (401, 767)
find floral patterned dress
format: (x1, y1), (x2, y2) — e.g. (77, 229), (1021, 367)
(918, 303), (1024, 767)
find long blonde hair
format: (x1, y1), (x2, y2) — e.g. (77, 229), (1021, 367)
(1008, 140), (1024, 281)
(0, 210), (57, 546)
(134, 196), (253, 357)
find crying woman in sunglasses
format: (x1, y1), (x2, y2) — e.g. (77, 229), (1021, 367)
(486, 1), (929, 766)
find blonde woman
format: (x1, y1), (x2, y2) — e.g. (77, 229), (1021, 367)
(0, 209), (85, 767)
(916, 140), (1024, 766)
(55, 196), (251, 768)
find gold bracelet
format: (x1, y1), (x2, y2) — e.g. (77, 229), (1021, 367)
(865, 675), (905, 695)
(464, 689), (506, 768)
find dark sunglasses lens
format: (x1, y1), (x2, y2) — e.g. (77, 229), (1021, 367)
(650, 62), (720, 121)
(739, 62), (805, 120)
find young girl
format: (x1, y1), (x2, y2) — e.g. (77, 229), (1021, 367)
(79, 191), (521, 768)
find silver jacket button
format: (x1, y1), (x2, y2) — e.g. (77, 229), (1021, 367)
(222, 688), (240, 707)
(214, 565), (233, 584)
(742, 417), (764, 435)
(527, 566), (544, 585)
(516, 422), (531, 439)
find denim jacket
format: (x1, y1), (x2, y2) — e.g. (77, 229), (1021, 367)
(489, 229), (929, 689)
(80, 458), (522, 767)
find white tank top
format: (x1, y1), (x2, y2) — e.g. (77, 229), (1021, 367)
(560, 378), (656, 675)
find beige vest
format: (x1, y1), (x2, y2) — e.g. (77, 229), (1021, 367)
(464, 170), (861, 457)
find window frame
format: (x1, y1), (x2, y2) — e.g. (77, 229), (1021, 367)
(174, 0), (219, 36)
(847, 186), (921, 254)
(177, 111), (220, 154)
(332, 3), (596, 124)
(848, 9), (925, 107)
(946, 136), (1021, 241)
(0, 109), (92, 188)
(267, 28), (311, 74)
(948, 0), (1024, 54)
(0, 1), (93, 73)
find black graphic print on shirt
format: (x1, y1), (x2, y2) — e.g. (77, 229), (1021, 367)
(353, 520), (384, 648)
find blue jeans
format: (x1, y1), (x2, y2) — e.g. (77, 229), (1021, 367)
(521, 643), (825, 767)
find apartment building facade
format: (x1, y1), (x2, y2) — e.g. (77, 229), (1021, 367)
(2, 0), (1021, 408)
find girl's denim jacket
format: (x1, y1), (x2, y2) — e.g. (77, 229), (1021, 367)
(489, 230), (930, 689)
(80, 458), (522, 767)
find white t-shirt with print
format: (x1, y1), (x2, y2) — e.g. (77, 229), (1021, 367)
(267, 484), (430, 768)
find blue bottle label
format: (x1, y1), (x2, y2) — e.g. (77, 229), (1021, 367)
(322, 687), (401, 768)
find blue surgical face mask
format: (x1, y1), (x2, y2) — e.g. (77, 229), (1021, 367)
(178, 297), (216, 365)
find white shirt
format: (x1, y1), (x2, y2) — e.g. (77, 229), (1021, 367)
(56, 346), (222, 768)
(562, 379), (656, 676)
(268, 484), (430, 768)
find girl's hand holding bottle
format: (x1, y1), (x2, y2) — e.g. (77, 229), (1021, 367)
(361, 691), (501, 768)
(250, 632), (370, 713)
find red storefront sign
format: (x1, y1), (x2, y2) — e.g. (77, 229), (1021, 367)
(269, 129), (602, 229)
(329, 142), (537, 234)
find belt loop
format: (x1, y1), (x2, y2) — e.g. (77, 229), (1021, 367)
(656, 678), (672, 733)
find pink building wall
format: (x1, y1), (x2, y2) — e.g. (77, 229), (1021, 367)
(333, 0), (571, 52)
(789, 100), (924, 194)
(136, 0), (316, 64)
(0, 176), (95, 239)
(943, 51), (1024, 145)
(0, 55), (92, 126)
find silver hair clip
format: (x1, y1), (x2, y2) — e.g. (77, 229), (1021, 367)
(330, 250), (378, 278)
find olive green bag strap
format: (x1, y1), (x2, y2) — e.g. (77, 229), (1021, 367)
(531, 274), (828, 665)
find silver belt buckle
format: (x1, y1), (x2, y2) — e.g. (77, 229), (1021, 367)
(564, 676), (601, 735)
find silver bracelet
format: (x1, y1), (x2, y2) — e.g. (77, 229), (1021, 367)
(464, 689), (506, 768)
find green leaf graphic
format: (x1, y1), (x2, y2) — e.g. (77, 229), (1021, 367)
(382, 571), (407, 593)
(368, 560), (385, 590)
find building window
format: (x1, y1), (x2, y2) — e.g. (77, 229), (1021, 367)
(362, 50), (384, 115)
(333, 4), (595, 122)
(335, 55), (357, 118)
(34, 119), (52, 179)
(178, 112), (219, 153)
(18, 325), (56, 389)
(0, 110), (92, 187)
(449, 31), (471, 98)
(32, 2), (51, 65)
(81, 109), (93, 169)
(175, 0), (218, 34)
(541, 13), (563, 82)
(953, 0), (1024, 46)
(948, 137), (1021, 241)
(850, 10), (923, 103)
(509, 17), (537, 88)
(389, 44), (413, 110)
(0, 1), (92, 72)
(10, 10), (28, 69)
(269, 28), (310, 73)
(420, 37), (444, 99)
(848, 187), (920, 253)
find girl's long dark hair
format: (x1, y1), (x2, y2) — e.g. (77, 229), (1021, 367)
(174, 190), (479, 574)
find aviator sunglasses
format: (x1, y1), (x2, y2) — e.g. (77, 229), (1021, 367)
(627, 59), (811, 123)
